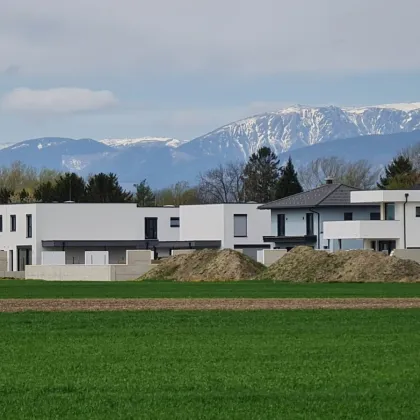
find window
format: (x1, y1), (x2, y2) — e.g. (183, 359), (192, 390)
(9, 250), (13, 272)
(170, 217), (180, 228)
(306, 213), (314, 236)
(10, 215), (16, 232)
(384, 203), (395, 220)
(234, 214), (247, 237)
(145, 217), (158, 240)
(0, 215), (2, 232)
(370, 212), (381, 220)
(416, 207), (420, 218)
(344, 212), (353, 221)
(277, 214), (285, 237)
(26, 214), (32, 238)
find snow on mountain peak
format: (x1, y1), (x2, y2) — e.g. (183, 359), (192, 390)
(100, 137), (185, 149)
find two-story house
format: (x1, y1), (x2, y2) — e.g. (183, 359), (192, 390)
(323, 188), (420, 254)
(258, 180), (380, 251)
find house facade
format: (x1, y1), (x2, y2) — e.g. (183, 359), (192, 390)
(259, 181), (380, 251)
(0, 202), (271, 271)
(323, 189), (420, 254)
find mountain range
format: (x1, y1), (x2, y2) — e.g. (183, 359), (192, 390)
(2, 103), (420, 188)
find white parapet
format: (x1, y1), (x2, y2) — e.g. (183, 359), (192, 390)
(42, 251), (65, 266)
(85, 251), (109, 265)
(323, 220), (401, 240)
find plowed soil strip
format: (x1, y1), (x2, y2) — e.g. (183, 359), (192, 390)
(1, 298), (420, 312)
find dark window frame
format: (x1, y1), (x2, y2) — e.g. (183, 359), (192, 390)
(416, 207), (420, 218)
(277, 214), (285, 237)
(170, 217), (180, 228)
(10, 215), (16, 232)
(344, 212), (353, 221)
(145, 217), (158, 240)
(26, 214), (32, 238)
(306, 213), (314, 236)
(233, 214), (248, 238)
(0, 215), (2, 232)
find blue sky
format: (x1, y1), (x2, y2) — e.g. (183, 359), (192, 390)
(1, 0), (420, 143)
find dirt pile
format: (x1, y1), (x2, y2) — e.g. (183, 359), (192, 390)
(139, 249), (266, 281)
(261, 246), (420, 282)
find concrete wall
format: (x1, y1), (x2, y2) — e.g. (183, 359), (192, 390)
(26, 264), (112, 281)
(126, 250), (152, 264)
(172, 249), (196, 256)
(25, 264), (153, 281)
(258, 249), (287, 266)
(393, 249), (420, 264)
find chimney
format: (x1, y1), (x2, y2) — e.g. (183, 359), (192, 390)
(325, 178), (333, 185)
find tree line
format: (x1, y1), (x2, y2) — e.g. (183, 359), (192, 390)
(0, 142), (419, 205)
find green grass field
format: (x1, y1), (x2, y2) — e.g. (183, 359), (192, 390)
(0, 310), (419, 419)
(2, 279), (420, 299)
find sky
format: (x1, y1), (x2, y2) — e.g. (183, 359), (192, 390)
(1, 0), (420, 143)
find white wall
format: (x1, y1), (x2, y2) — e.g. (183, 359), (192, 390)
(223, 204), (271, 248)
(0, 204), (37, 270)
(179, 205), (225, 242)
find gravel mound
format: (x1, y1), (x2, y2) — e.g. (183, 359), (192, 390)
(261, 246), (420, 282)
(139, 249), (266, 281)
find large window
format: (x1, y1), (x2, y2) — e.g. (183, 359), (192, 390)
(384, 203), (395, 220)
(145, 217), (158, 240)
(306, 213), (314, 236)
(277, 214), (285, 237)
(26, 214), (32, 238)
(234, 214), (247, 237)
(10, 215), (16, 232)
(344, 212), (353, 221)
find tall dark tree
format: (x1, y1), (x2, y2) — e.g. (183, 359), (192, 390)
(0, 187), (14, 204)
(134, 179), (155, 206)
(377, 155), (414, 189)
(19, 188), (30, 203)
(54, 173), (86, 202)
(33, 181), (57, 203)
(275, 157), (303, 199)
(85, 172), (132, 203)
(243, 147), (280, 203)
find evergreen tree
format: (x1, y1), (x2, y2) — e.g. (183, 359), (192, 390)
(243, 147), (280, 203)
(275, 157), (303, 199)
(85, 172), (132, 203)
(54, 173), (86, 202)
(135, 179), (155, 206)
(0, 187), (14, 204)
(33, 181), (57, 203)
(19, 188), (30, 203)
(377, 155), (414, 189)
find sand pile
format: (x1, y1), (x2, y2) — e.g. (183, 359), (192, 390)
(139, 249), (266, 281)
(261, 246), (420, 282)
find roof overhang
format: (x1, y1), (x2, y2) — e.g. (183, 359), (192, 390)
(42, 240), (221, 249)
(263, 235), (317, 244)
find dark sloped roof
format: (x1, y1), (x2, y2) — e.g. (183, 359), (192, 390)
(259, 183), (369, 209)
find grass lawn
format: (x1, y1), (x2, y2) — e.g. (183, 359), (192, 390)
(2, 279), (420, 299)
(0, 310), (419, 419)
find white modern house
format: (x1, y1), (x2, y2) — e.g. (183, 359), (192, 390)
(258, 180), (380, 251)
(324, 189), (420, 254)
(0, 202), (271, 271)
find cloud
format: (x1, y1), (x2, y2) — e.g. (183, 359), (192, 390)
(0, 0), (419, 77)
(1, 88), (118, 113)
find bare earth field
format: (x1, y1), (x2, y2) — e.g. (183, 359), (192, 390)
(2, 298), (420, 312)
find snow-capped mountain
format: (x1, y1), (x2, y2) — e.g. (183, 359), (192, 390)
(100, 137), (186, 149)
(182, 103), (420, 160)
(1, 102), (420, 187)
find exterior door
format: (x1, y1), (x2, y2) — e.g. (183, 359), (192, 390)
(17, 247), (32, 271)
(306, 213), (314, 236)
(378, 241), (396, 255)
(145, 218), (158, 240)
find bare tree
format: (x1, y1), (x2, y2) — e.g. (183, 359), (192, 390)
(298, 157), (380, 190)
(197, 161), (245, 203)
(155, 181), (200, 206)
(402, 142), (420, 170)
